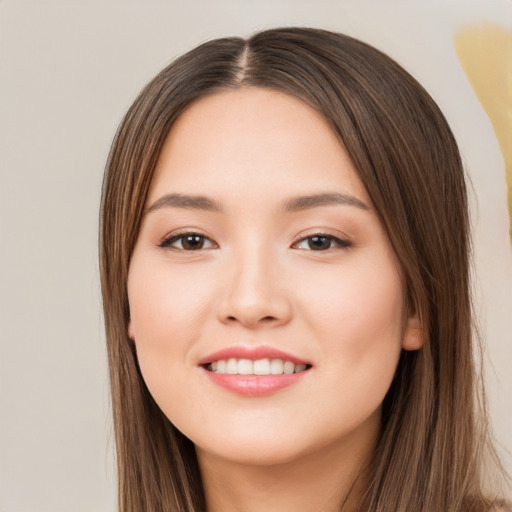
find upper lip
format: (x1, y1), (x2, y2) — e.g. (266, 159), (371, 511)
(198, 346), (311, 366)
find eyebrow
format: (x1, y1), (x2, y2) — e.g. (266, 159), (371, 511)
(147, 193), (223, 213)
(147, 192), (369, 214)
(282, 192), (369, 212)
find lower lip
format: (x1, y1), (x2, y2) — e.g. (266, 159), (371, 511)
(202, 368), (309, 397)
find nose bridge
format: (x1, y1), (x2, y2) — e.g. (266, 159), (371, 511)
(218, 237), (291, 328)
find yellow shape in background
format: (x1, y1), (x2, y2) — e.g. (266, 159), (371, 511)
(455, 22), (512, 240)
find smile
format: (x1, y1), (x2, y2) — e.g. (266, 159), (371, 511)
(207, 358), (309, 375)
(199, 347), (312, 396)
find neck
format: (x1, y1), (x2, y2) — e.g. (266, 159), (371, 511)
(196, 417), (378, 512)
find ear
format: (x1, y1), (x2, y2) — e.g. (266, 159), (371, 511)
(128, 320), (135, 341)
(402, 312), (424, 351)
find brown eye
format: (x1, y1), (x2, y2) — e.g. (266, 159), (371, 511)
(181, 235), (205, 250)
(307, 236), (332, 250)
(159, 233), (216, 251)
(294, 234), (352, 251)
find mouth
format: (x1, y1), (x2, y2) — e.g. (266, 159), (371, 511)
(199, 346), (312, 396)
(203, 358), (311, 375)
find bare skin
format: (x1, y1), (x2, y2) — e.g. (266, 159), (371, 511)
(198, 411), (376, 512)
(127, 88), (423, 511)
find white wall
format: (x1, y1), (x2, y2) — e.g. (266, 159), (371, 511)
(1, 1), (510, 510)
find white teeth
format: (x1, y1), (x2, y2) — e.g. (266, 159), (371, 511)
(253, 358), (271, 375)
(283, 361), (295, 375)
(238, 358), (253, 375)
(209, 358), (309, 375)
(226, 358), (238, 375)
(270, 359), (284, 375)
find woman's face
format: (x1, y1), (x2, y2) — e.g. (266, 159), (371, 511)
(127, 88), (421, 467)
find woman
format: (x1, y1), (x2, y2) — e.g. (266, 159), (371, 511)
(99, 27), (509, 511)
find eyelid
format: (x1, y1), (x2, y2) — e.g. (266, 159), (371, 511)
(292, 231), (353, 251)
(158, 229), (218, 250)
(156, 229), (352, 251)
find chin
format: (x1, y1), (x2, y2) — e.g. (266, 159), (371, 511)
(196, 436), (313, 468)
(187, 411), (380, 470)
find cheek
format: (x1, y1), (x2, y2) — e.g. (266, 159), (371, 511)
(298, 256), (404, 378)
(130, 260), (211, 328)
(305, 254), (403, 324)
(298, 263), (404, 441)
(127, 262), (214, 381)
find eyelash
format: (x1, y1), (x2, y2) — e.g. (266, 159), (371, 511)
(293, 234), (352, 251)
(158, 231), (217, 251)
(158, 232), (352, 252)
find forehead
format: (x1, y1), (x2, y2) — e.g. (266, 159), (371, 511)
(148, 87), (370, 206)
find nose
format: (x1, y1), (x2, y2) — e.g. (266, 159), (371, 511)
(216, 246), (293, 329)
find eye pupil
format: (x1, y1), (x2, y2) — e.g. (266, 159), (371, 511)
(182, 235), (204, 250)
(308, 236), (331, 250)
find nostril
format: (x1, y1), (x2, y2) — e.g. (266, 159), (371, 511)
(226, 315), (277, 324)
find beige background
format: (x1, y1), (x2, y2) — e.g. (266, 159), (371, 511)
(1, 1), (511, 511)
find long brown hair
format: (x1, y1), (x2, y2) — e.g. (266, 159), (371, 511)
(100, 27), (508, 511)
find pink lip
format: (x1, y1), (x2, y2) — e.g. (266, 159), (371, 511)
(198, 345), (312, 397)
(202, 369), (309, 397)
(198, 346), (310, 366)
